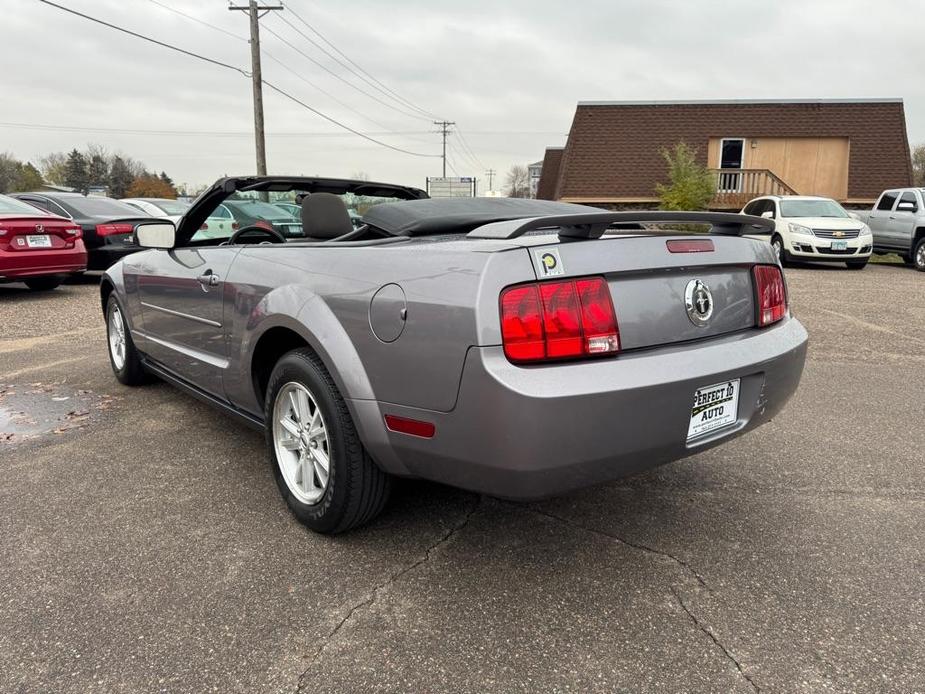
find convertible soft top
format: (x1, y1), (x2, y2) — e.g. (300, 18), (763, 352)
(362, 198), (596, 236)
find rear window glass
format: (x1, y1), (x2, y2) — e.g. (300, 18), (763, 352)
(0, 195), (51, 215)
(67, 197), (150, 217)
(150, 200), (190, 215)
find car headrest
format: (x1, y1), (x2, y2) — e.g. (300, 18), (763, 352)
(300, 193), (354, 239)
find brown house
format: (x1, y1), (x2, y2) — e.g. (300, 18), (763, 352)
(538, 99), (913, 209)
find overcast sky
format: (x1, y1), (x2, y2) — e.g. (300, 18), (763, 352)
(3, 0), (923, 192)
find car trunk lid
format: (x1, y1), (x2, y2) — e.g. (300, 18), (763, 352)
(0, 216), (82, 252)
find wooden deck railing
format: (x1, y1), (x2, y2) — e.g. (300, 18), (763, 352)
(709, 169), (797, 209)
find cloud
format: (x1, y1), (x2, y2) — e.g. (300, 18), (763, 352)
(3, 0), (920, 190)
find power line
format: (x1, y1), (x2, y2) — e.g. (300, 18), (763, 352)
(0, 121), (432, 137)
(38, 0), (248, 75)
(455, 127), (486, 170)
(283, 2), (443, 121)
(434, 120), (455, 177)
(145, 0), (405, 136)
(35, 0), (439, 158)
(262, 20), (431, 123)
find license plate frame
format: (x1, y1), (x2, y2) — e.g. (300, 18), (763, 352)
(688, 379), (740, 441)
(26, 235), (53, 248)
(830, 240), (848, 251)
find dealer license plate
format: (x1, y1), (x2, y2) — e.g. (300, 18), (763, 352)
(26, 235), (52, 248)
(830, 240), (848, 251)
(688, 379), (740, 440)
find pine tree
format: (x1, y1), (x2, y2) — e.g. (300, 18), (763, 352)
(63, 149), (89, 194)
(88, 154), (110, 190)
(14, 162), (44, 191)
(108, 156), (134, 199)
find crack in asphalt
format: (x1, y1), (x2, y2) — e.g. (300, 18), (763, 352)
(527, 506), (760, 693)
(528, 507), (712, 591)
(672, 588), (760, 693)
(294, 495), (482, 693)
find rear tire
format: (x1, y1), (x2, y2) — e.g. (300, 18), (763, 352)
(846, 259), (868, 270)
(914, 238), (925, 272)
(265, 348), (391, 534)
(24, 277), (61, 291)
(106, 295), (149, 386)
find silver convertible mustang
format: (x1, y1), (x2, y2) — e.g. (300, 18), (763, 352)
(101, 176), (808, 533)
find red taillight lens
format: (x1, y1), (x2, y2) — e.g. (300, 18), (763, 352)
(65, 225), (82, 239)
(254, 220), (273, 231)
(500, 276), (619, 363)
(500, 284), (545, 362)
(199, 222), (209, 231)
(231, 222), (240, 231)
(753, 264), (787, 327)
(96, 223), (134, 237)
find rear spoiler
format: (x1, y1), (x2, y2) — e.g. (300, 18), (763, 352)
(466, 211), (773, 240)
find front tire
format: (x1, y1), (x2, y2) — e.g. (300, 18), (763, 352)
(265, 348), (391, 534)
(914, 238), (925, 272)
(846, 259), (868, 270)
(771, 234), (789, 266)
(24, 276), (61, 291)
(106, 295), (148, 385)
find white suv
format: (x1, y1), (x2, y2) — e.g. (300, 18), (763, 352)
(741, 196), (872, 269)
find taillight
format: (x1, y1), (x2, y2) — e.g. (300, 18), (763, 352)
(199, 222), (209, 231)
(753, 265), (787, 327)
(500, 276), (619, 364)
(254, 220), (273, 231)
(231, 222), (240, 231)
(96, 223), (134, 237)
(65, 225), (82, 239)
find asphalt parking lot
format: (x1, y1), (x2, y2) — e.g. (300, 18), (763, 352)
(1, 264), (923, 694)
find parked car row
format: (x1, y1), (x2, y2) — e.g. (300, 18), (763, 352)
(0, 192), (318, 290)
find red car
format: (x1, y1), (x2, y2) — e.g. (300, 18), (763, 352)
(0, 194), (87, 290)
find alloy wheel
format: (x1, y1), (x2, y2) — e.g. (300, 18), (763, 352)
(916, 242), (925, 270)
(272, 382), (331, 505)
(108, 305), (127, 371)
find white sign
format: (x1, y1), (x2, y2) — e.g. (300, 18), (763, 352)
(428, 177), (474, 198)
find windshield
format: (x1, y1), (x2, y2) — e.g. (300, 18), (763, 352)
(149, 199), (190, 215)
(67, 196), (151, 218)
(0, 195), (51, 215)
(779, 199), (849, 218)
(189, 190), (401, 244)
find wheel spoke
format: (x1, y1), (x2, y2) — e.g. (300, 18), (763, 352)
(313, 454), (329, 488)
(279, 435), (300, 451)
(288, 390), (301, 422)
(295, 389), (312, 425)
(280, 416), (300, 439)
(299, 453), (315, 493)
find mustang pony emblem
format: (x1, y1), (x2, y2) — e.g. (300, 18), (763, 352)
(685, 279), (714, 326)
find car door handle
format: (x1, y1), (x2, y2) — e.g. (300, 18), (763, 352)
(196, 271), (220, 287)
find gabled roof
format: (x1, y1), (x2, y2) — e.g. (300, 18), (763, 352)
(552, 99), (912, 203)
(536, 147), (564, 201)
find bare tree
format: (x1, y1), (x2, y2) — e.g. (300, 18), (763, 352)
(912, 144), (925, 187)
(505, 165), (530, 198)
(38, 152), (68, 185)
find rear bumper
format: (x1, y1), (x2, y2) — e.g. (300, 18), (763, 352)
(355, 317), (808, 499)
(0, 246), (87, 280)
(87, 243), (141, 271)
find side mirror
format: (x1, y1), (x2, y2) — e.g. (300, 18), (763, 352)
(760, 210), (774, 219)
(135, 220), (176, 249)
(897, 201), (917, 212)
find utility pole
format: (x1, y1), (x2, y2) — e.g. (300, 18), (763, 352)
(485, 168), (496, 191)
(434, 121), (455, 178)
(229, 0), (283, 181)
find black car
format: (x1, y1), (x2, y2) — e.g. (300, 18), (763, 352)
(223, 199), (304, 238)
(12, 192), (153, 270)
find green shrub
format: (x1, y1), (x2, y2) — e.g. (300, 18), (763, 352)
(656, 143), (715, 211)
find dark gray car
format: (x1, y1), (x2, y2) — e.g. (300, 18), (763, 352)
(101, 176), (808, 533)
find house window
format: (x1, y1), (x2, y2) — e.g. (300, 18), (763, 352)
(718, 138), (745, 192)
